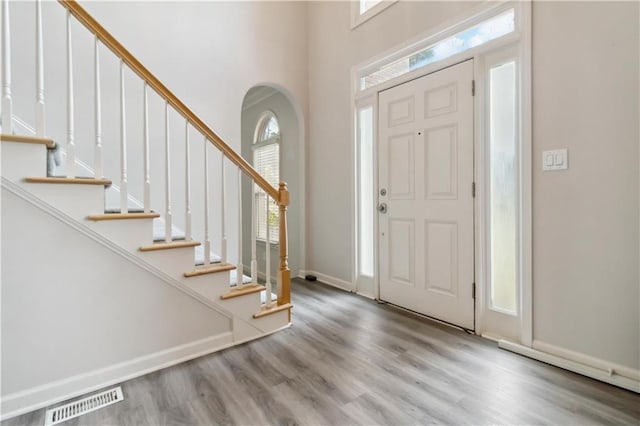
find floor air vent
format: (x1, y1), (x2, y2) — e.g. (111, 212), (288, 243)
(44, 386), (124, 426)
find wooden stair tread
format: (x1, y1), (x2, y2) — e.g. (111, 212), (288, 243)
(139, 240), (201, 252)
(220, 284), (265, 300)
(184, 263), (236, 277)
(105, 208), (146, 214)
(88, 212), (161, 221)
(253, 303), (293, 319)
(1, 133), (56, 148)
(25, 176), (112, 186)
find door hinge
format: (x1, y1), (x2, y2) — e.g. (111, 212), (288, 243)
(472, 80), (476, 96)
(472, 182), (476, 198)
(472, 282), (476, 299)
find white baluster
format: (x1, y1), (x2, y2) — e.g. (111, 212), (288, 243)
(94, 36), (102, 178)
(66, 10), (75, 177)
(1, 0), (12, 133)
(220, 154), (227, 263)
(265, 196), (273, 308)
(119, 60), (127, 213)
(251, 180), (258, 284)
(236, 167), (243, 287)
(185, 121), (192, 240)
(164, 101), (172, 242)
(35, 0), (45, 137)
(143, 83), (150, 212)
(203, 137), (210, 265)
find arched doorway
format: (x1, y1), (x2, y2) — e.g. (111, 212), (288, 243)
(240, 85), (303, 287)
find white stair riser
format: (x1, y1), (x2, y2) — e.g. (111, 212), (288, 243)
(23, 183), (105, 221)
(1, 142), (47, 181)
(219, 291), (262, 320)
(137, 247), (196, 279)
(183, 274), (234, 301)
(250, 309), (290, 333)
(87, 220), (155, 250)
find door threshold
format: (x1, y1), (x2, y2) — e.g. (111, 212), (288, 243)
(377, 299), (475, 335)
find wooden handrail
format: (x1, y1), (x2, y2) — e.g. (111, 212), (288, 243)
(58, 0), (291, 312)
(58, 0), (279, 202)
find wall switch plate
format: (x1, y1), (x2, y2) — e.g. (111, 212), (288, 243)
(542, 149), (568, 171)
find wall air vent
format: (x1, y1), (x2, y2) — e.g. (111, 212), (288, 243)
(44, 386), (124, 426)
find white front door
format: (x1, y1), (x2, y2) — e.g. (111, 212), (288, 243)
(378, 60), (475, 330)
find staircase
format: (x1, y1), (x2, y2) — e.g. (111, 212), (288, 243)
(1, 0), (292, 419)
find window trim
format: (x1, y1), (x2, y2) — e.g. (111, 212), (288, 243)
(350, 0), (397, 30)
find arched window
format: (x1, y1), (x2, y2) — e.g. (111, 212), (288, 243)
(253, 111), (280, 243)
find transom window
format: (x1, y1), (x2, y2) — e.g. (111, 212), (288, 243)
(359, 8), (515, 90)
(253, 111), (280, 243)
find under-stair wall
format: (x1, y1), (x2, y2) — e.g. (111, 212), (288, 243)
(1, 181), (234, 418)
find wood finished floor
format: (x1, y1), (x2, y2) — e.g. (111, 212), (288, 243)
(4, 279), (640, 426)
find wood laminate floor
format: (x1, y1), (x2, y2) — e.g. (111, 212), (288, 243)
(3, 279), (640, 425)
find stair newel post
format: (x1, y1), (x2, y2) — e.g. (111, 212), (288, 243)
(203, 137), (211, 266)
(164, 101), (172, 242)
(220, 154), (227, 263)
(251, 179), (258, 285)
(143, 83), (150, 212)
(184, 121), (192, 241)
(236, 167), (243, 287)
(94, 36), (103, 178)
(65, 10), (75, 178)
(1, 0), (12, 133)
(277, 182), (291, 307)
(119, 59), (128, 213)
(35, 0), (45, 137)
(265, 195), (273, 308)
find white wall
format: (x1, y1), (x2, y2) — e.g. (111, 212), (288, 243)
(306, 0), (639, 372)
(531, 1), (639, 370)
(241, 89), (302, 282)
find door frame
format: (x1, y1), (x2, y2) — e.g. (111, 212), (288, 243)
(351, 1), (532, 344)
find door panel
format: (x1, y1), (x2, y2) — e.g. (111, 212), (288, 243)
(378, 60), (474, 330)
(388, 134), (415, 199)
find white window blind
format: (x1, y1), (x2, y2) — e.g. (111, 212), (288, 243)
(254, 112), (280, 243)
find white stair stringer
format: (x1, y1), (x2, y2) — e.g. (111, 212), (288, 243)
(3, 119), (289, 340)
(3, 176), (289, 340)
(1, 177), (234, 319)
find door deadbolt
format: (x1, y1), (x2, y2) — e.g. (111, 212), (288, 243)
(380, 188), (387, 196)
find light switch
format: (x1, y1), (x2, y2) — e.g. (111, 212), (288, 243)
(542, 149), (568, 171)
(544, 153), (554, 167)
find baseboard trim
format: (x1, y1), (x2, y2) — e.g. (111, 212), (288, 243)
(298, 270), (353, 292)
(499, 340), (640, 393)
(0, 333), (233, 421)
(532, 339), (640, 382)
